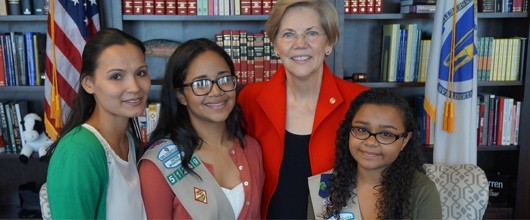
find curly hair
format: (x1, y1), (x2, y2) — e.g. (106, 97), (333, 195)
(324, 89), (425, 219)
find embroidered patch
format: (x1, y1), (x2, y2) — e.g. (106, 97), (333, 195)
(158, 144), (180, 161)
(326, 212), (354, 220)
(194, 187), (208, 204)
(319, 174), (332, 198)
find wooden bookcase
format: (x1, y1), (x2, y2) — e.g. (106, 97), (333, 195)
(0, 0), (529, 218)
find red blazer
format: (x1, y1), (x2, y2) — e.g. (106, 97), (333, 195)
(238, 63), (368, 218)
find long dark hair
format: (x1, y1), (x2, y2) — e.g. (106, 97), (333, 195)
(45, 28), (146, 160)
(325, 89), (425, 219)
(146, 38), (246, 177)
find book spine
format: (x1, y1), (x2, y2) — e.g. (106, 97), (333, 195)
(487, 95), (496, 145)
(166, 0), (177, 14)
(143, 0), (155, 14)
(0, 43), (5, 87)
(0, 103), (12, 154)
(188, 0), (197, 15)
(514, 101), (521, 145)
(177, 0), (187, 14)
(8, 0), (21, 15)
(133, 0), (143, 14)
(239, 30), (248, 85)
(15, 34), (27, 86)
(21, 0), (31, 14)
(24, 32), (36, 86)
(0, 0), (7, 15)
(251, 0), (261, 14)
(153, 0), (165, 14)
(31, 0), (42, 14)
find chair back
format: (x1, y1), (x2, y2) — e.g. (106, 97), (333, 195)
(423, 164), (489, 220)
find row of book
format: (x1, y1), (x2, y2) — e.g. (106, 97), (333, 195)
(215, 30), (281, 85)
(0, 101), (29, 154)
(400, 0), (435, 14)
(0, 32), (47, 87)
(132, 103), (161, 148)
(380, 23), (426, 82)
(477, 37), (527, 82)
(343, 0), (383, 14)
(0, 0), (48, 15)
(478, 0), (529, 13)
(122, 0), (275, 15)
(380, 24), (527, 83)
(414, 95), (521, 146)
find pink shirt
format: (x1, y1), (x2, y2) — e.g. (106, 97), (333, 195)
(139, 135), (264, 219)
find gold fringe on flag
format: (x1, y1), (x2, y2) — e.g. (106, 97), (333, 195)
(48, 0), (62, 140)
(443, 0), (459, 133)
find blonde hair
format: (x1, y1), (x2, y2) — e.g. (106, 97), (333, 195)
(265, 0), (339, 46)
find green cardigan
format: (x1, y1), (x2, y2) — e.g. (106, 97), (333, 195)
(47, 126), (108, 219)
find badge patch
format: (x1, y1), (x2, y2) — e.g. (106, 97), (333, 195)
(158, 144), (180, 161)
(194, 187), (208, 204)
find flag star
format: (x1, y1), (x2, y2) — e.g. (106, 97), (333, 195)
(89, 0), (97, 5)
(84, 17), (88, 25)
(71, 0), (80, 5)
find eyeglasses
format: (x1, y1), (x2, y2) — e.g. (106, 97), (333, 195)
(350, 126), (409, 145)
(277, 30), (327, 43)
(181, 75), (238, 96)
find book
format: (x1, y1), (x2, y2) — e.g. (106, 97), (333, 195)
(143, 0), (154, 14)
(8, 0), (21, 15)
(251, 0), (261, 14)
(400, 0), (436, 5)
(133, 0), (143, 14)
(165, 0), (177, 14)
(32, 0), (43, 14)
(24, 32), (36, 86)
(400, 5), (436, 13)
(381, 24), (400, 82)
(0, 44), (5, 87)
(21, 0), (31, 14)
(0, 0), (8, 15)
(14, 101), (28, 151)
(123, 0), (134, 14)
(0, 102), (12, 154)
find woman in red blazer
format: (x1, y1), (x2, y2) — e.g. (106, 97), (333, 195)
(238, 0), (368, 218)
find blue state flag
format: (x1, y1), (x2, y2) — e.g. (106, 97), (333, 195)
(424, 0), (478, 164)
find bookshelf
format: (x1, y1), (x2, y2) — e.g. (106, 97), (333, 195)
(1, 0), (530, 218)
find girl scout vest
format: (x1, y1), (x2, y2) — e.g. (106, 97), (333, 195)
(308, 171), (362, 220)
(141, 139), (235, 219)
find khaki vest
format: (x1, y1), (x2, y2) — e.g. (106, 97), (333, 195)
(141, 139), (235, 219)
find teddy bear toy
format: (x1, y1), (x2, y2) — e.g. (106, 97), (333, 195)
(19, 113), (53, 164)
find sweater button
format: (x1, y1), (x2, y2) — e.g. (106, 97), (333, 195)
(245, 201), (251, 206)
(239, 165), (244, 171)
(330, 98), (336, 104)
(230, 150), (235, 155)
(244, 181), (249, 186)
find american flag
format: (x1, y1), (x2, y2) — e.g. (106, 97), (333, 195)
(44, 0), (100, 140)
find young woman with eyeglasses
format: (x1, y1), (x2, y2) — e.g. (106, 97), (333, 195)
(308, 89), (442, 219)
(138, 38), (264, 219)
(237, 0), (368, 218)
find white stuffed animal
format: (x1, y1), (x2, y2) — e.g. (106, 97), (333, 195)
(19, 113), (53, 164)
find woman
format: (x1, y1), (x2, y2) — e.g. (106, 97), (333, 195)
(238, 0), (368, 218)
(139, 38), (264, 219)
(308, 89), (442, 219)
(46, 28), (150, 219)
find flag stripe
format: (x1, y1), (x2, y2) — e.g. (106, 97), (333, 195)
(44, 0), (100, 140)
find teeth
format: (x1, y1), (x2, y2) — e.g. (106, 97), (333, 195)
(292, 56), (310, 61)
(126, 99), (140, 103)
(206, 102), (224, 107)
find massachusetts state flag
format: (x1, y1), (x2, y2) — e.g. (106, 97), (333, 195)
(44, 0), (100, 140)
(424, 0), (478, 164)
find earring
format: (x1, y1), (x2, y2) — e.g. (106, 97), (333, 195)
(275, 52), (280, 57)
(325, 50), (331, 55)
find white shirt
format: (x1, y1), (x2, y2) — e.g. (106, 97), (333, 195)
(221, 182), (245, 218)
(83, 124), (147, 220)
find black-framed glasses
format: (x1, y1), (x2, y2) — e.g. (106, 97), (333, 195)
(181, 75), (238, 96)
(350, 126), (409, 145)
